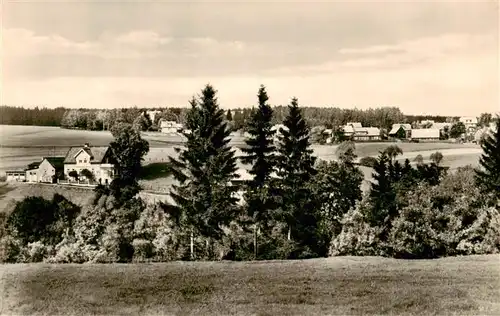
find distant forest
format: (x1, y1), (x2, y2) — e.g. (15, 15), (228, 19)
(0, 105), (456, 130)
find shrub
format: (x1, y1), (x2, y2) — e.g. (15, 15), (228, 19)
(457, 207), (500, 255)
(19, 241), (50, 263)
(0, 236), (22, 263)
(359, 156), (377, 168)
(329, 206), (384, 257)
(132, 239), (154, 262)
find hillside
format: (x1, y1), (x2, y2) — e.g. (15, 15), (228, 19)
(1, 255), (499, 315)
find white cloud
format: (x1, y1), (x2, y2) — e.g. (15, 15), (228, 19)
(1, 28), (245, 60)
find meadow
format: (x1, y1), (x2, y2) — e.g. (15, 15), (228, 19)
(0, 125), (483, 204)
(1, 255), (499, 315)
(0, 125), (481, 174)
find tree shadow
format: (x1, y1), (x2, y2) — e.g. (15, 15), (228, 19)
(140, 162), (172, 180)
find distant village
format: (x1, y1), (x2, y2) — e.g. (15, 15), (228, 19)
(4, 111), (498, 185)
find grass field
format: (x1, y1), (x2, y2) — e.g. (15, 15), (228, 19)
(1, 255), (499, 315)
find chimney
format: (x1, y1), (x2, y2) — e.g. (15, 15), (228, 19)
(84, 143), (90, 148)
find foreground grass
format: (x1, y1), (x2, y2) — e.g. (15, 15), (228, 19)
(1, 255), (499, 316)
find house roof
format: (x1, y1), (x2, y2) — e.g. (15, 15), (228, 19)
(342, 125), (355, 134)
(459, 116), (478, 124)
(271, 124), (288, 132)
(64, 146), (110, 164)
(431, 122), (451, 130)
(43, 157), (65, 170)
(389, 124), (411, 135)
(347, 122), (362, 128)
(411, 128), (440, 139)
(26, 161), (41, 170)
(363, 127), (381, 136)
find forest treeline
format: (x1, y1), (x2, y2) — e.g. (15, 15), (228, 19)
(0, 85), (498, 263)
(0, 104), (458, 131)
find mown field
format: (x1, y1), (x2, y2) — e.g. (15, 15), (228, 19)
(1, 255), (499, 315)
(0, 125), (481, 174)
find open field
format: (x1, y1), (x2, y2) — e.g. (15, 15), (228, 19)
(1, 255), (499, 315)
(0, 125), (481, 174)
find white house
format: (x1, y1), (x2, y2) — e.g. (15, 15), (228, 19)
(63, 143), (115, 185)
(459, 116), (478, 130)
(25, 157), (65, 183)
(25, 161), (40, 183)
(145, 110), (162, 124)
(411, 128), (440, 141)
(388, 123), (412, 139)
(271, 124), (288, 143)
(160, 120), (183, 134)
(353, 127), (381, 141)
(5, 171), (26, 182)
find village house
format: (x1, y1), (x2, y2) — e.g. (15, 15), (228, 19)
(63, 143), (115, 185)
(411, 128), (440, 142)
(5, 170), (26, 182)
(25, 161), (41, 183)
(24, 157), (65, 183)
(388, 123), (412, 139)
(145, 110), (161, 124)
(342, 122), (381, 141)
(459, 116), (478, 131)
(159, 119), (183, 134)
(271, 124), (288, 143)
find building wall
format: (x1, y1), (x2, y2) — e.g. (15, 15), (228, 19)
(64, 163), (115, 185)
(6, 172), (26, 182)
(161, 127), (178, 134)
(38, 159), (56, 183)
(26, 169), (38, 183)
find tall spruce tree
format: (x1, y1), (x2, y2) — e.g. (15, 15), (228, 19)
(241, 85), (277, 228)
(241, 85), (277, 258)
(276, 98), (319, 257)
(166, 85), (240, 259)
(368, 152), (397, 238)
(475, 117), (500, 203)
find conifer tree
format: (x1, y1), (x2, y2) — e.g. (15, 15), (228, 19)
(475, 117), (500, 202)
(368, 152), (397, 237)
(226, 109), (233, 121)
(275, 98), (319, 257)
(166, 85), (240, 259)
(108, 123), (149, 207)
(241, 86), (277, 233)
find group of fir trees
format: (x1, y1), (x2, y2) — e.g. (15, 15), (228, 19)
(166, 84), (343, 259)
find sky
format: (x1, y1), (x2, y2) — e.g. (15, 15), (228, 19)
(1, 0), (499, 116)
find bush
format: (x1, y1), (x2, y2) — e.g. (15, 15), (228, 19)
(132, 239), (154, 262)
(0, 236), (22, 263)
(19, 241), (50, 263)
(359, 156), (378, 168)
(329, 206), (384, 256)
(457, 207), (500, 255)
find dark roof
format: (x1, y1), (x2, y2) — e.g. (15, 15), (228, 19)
(64, 146), (110, 164)
(26, 161), (41, 170)
(43, 157), (66, 170)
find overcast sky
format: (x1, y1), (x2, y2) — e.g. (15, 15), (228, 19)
(1, 0), (498, 116)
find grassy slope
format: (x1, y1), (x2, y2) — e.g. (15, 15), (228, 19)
(0, 183), (95, 214)
(1, 255), (499, 316)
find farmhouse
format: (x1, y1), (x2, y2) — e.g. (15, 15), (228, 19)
(145, 110), (161, 123)
(160, 120), (183, 134)
(24, 157), (65, 183)
(63, 143), (115, 185)
(271, 124), (288, 143)
(25, 162), (41, 183)
(342, 125), (355, 138)
(459, 116), (478, 129)
(411, 128), (440, 141)
(388, 123), (412, 139)
(5, 171), (26, 182)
